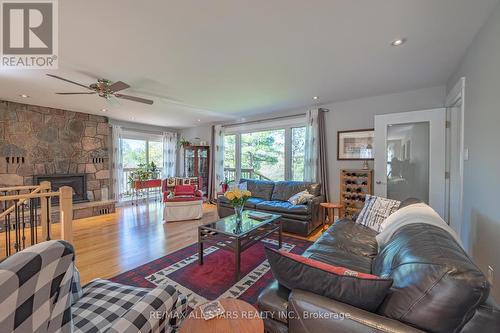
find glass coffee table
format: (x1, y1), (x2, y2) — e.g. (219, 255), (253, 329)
(198, 210), (282, 281)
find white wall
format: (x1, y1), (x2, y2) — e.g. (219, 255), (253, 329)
(447, 1), (500, 300)
(322, 85), (446, 201)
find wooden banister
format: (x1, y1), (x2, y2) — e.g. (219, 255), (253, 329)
(59, 186), (73, 244)
(0, 181), (74, 248)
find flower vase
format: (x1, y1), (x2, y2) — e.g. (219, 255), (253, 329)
(234, 204), (244, 223)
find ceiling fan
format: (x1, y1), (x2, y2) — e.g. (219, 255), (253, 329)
(46, 74), (154, 105)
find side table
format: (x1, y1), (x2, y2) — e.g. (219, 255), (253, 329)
(179, 298), (264, 333)
(320, 202), (344, 230)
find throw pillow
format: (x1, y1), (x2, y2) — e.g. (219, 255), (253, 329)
(238, 181), (248, 191)
(288, 190), (314, 205)
(174, 185), (195, 196)
(265, 247), (392, 311)
(166, 177), (176, 187)
(356, 195), (401, 232)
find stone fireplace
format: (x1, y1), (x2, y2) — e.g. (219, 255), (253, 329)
(0, 100), (115, 219)
(34, 174), (88, 204)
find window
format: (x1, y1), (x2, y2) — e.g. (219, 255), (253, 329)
(241, 129), (285, 181)
(291, 127), (306, 180)
(224, 119), (306, 183)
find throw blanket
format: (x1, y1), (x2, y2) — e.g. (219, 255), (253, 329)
(376, 203), (463, 251)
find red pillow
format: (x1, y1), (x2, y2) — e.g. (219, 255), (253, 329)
(265, 247), (392, 311)
(174, 185), (195, 196)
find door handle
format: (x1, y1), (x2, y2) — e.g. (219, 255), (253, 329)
(376, 180), (386, 185)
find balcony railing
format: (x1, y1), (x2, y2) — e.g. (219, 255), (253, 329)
(224, 168), (271, 182)
(121, 168), (163, 201)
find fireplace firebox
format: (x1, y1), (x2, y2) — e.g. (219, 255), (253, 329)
(34, 174), (88, 204)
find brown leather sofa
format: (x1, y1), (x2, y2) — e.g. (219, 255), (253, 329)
(257, 200), (500, 333)
(217, 179), (324, 236)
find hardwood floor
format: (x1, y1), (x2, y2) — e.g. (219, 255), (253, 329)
(1, 201), (322, 285)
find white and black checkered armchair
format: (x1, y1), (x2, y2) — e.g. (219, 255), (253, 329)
(0, 240), (187, 333)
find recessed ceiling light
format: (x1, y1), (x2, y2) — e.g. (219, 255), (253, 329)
(391, 38), (406, 46)
(100, 108), (107, 112)
(197, 119), (201, 122)
(19, 94), (29, 98)
(313, 96), (319, 100)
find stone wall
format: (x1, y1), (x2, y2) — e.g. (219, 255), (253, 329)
(0, 100), (111, 202)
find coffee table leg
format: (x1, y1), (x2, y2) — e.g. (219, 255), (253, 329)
(278, 220), (282, 249)
(235, 239), (241, 281)
(198, 228), (203, 265)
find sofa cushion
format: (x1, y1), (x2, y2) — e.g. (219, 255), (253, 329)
(265, 247), (393, 312)
(73, 279), (150, 333)
(303, 245), (374, 274)
(271, 181), (320, 201)
(319, 219), (379, 258)
(174, 185), (195, 196)
(240, 179), (275, 200)
(373, 224), (490, 333)
(244, 197), (265, 208)
(256, 200), (309, 214)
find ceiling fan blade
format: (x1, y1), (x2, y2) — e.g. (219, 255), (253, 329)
(56, 92), (96, 95)
(108, 81), (130, 93)
(46, 74), (92, 90)
(107, 96), (121, 107)
(114, 93), (154, 105)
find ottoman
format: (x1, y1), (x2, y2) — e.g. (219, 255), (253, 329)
(164, 198), (203, 222)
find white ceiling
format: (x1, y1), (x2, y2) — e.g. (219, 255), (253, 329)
(1, 0), (498, 128)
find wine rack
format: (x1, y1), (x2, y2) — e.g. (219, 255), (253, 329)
(340, 169), (373, 220)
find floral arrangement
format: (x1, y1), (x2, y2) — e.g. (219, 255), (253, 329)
(224, 187), (252, 207)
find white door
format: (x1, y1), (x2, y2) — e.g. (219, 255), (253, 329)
(374, 108), (446, 217)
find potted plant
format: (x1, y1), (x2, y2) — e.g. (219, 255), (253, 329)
(179, 137), (191, 148)
(224, 187), (252, 223)
(220, 178), (234, 193)
(128, 162), (160, 190)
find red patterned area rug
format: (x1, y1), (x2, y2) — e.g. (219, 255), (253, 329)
(110, 235), (312, 309)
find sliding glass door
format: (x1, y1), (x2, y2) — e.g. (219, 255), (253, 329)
(121, 134), (164, 199)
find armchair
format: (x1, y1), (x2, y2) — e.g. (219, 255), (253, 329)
(0, 240), (187, 333)
(162, 183), (204, 222)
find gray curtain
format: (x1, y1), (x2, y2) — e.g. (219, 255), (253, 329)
(318, 109), (330, 201)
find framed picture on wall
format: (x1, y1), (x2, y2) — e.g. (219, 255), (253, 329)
(337, 129), (374, 160)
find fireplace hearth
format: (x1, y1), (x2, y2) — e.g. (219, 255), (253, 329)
(35, 174), (88, 204)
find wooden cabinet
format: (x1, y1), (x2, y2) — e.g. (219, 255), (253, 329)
(184, 145), (210, 195)
(339, 169), (373, 220)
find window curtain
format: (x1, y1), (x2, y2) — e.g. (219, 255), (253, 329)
(304, 108), (329, 201)
(209, 125), (225, 202)
(162, 132), (177, 178)
(111, 125), (124, 203)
